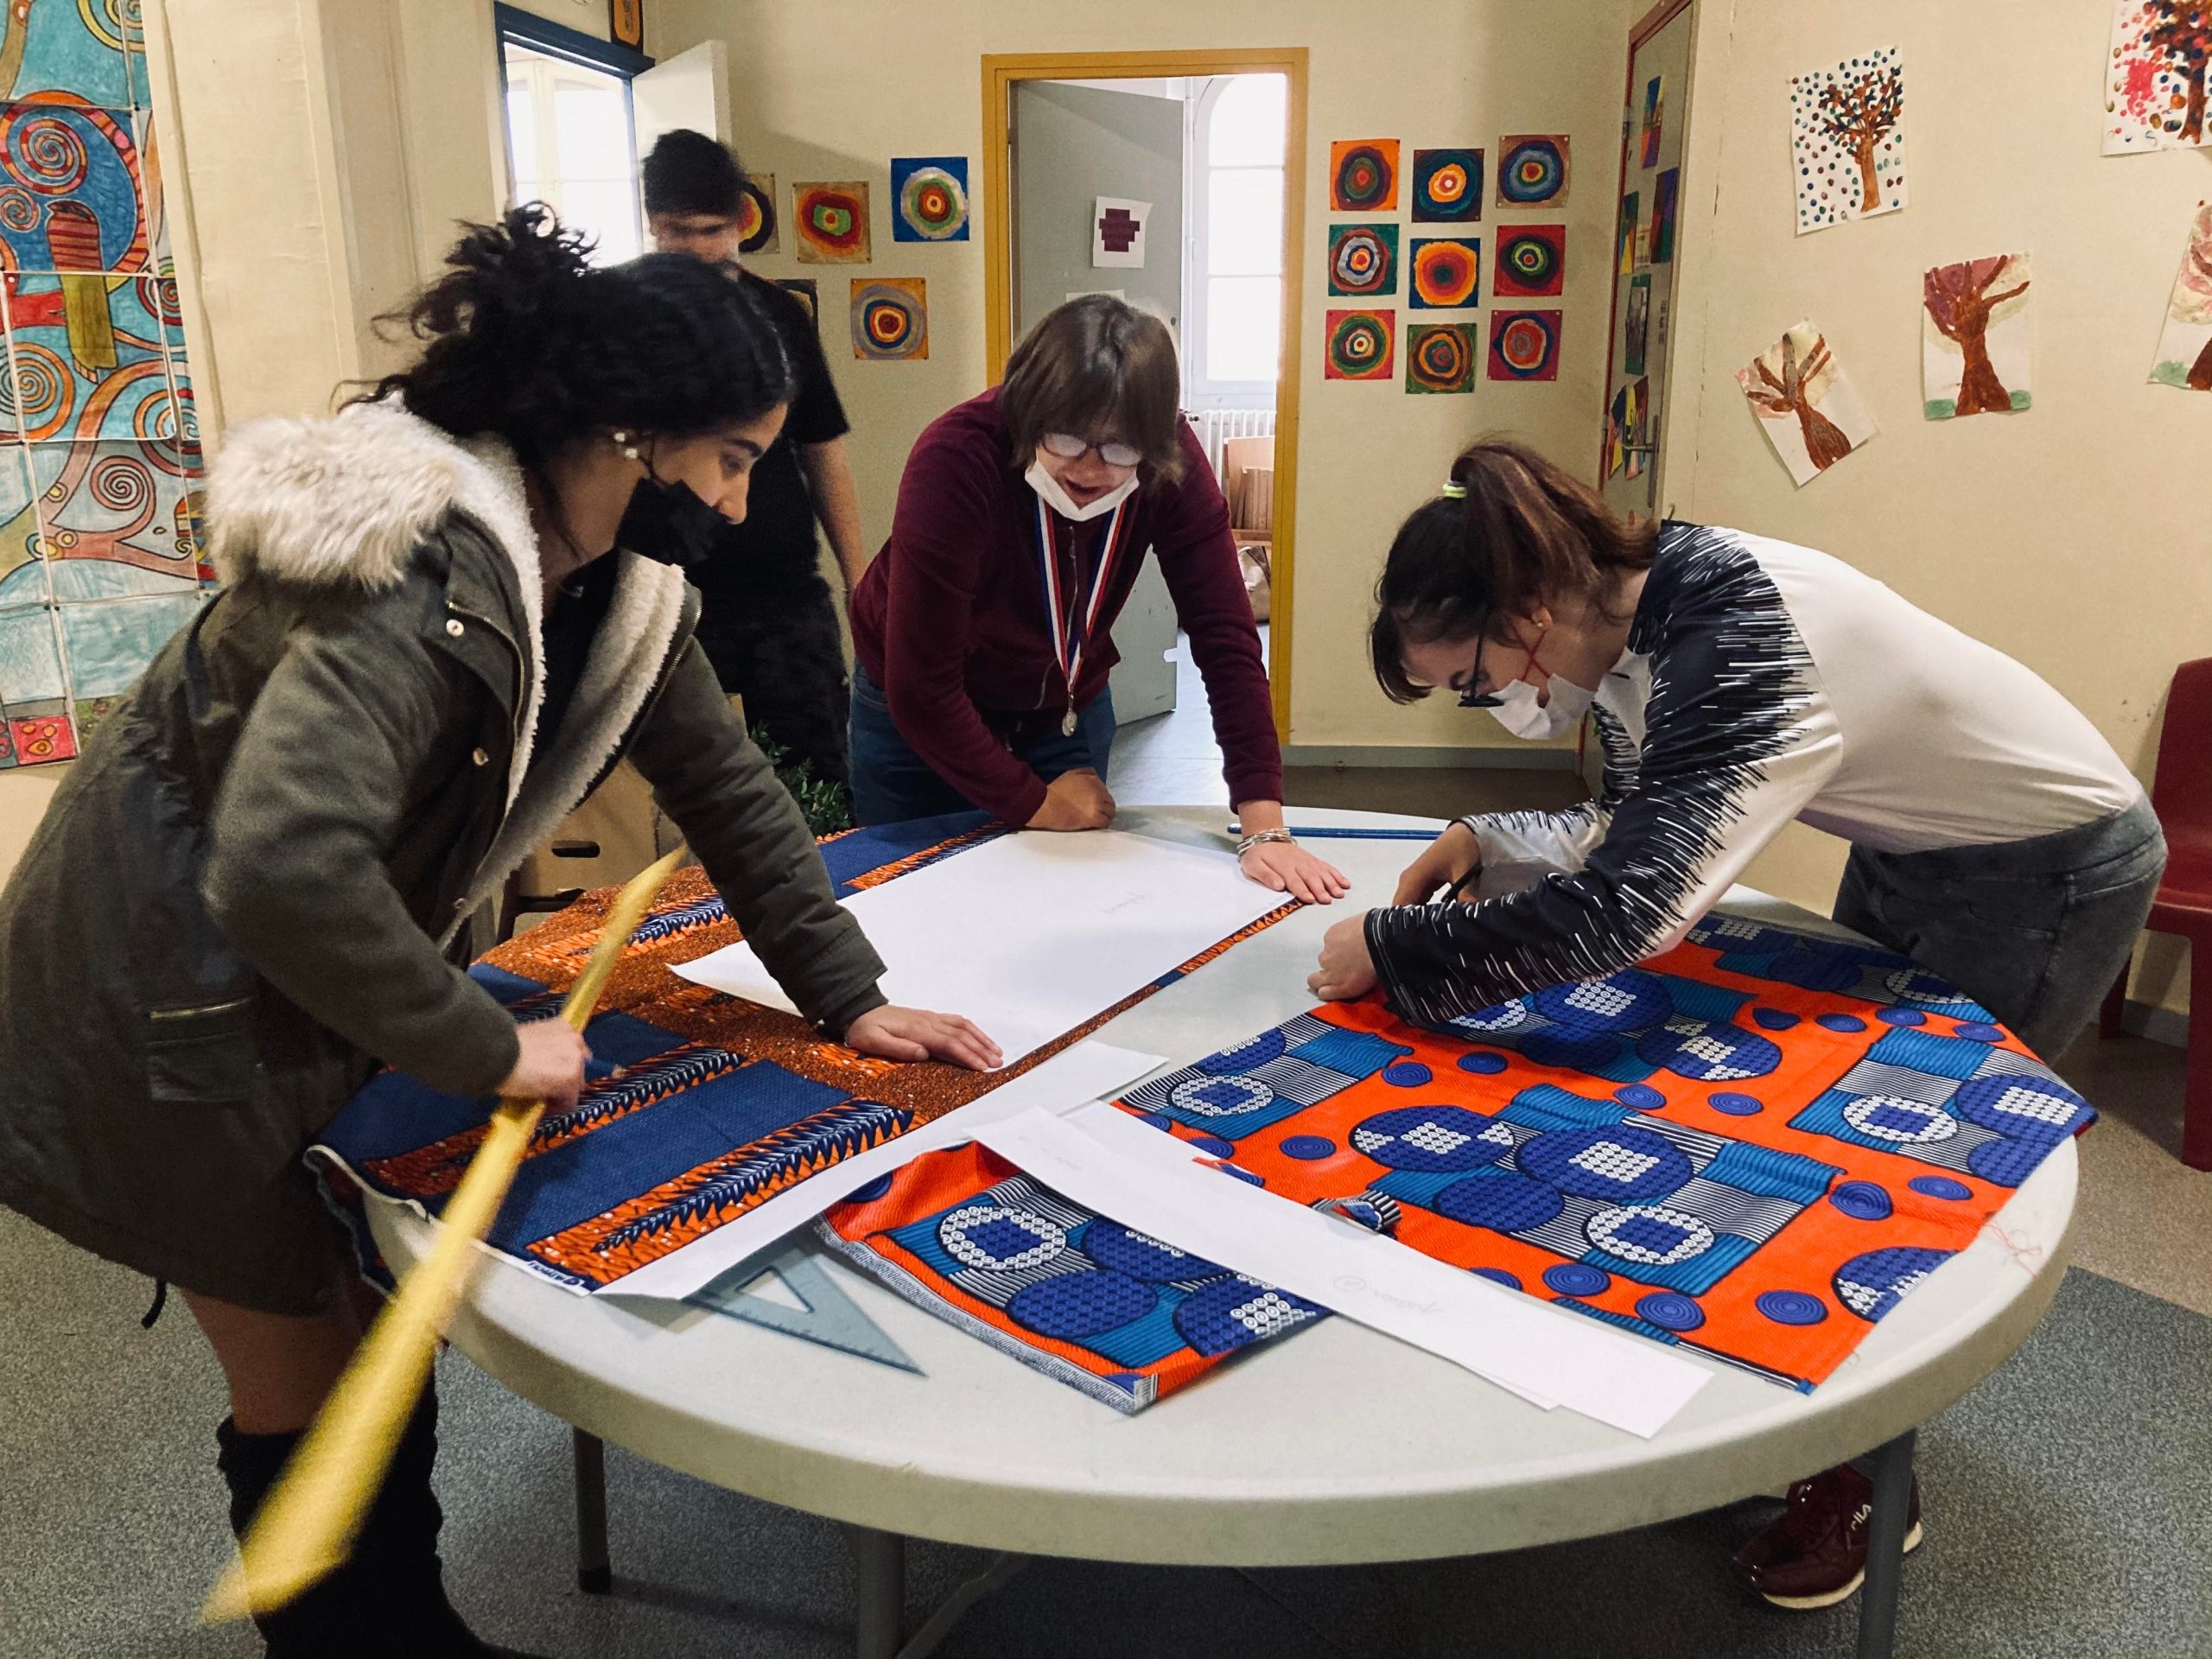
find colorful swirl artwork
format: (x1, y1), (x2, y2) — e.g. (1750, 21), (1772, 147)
(1329, 138), (1399, 213)
(793, 181), (871, 264)
(1493, 224), (1566, 298)
(1324, 308), (1395, 381)
(1327, 222), (1398, 298)
(849, 277), (928, 361)
(1411, 148), (1483, 223)
(1410, 237), (1481, 308)
(1497, 134), (1570, 207)
(1488, 309), (1562, 382)
(1405, 322), (1477, 395)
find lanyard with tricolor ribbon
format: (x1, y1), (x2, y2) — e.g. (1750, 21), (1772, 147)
(1031, 493), (1130, 736)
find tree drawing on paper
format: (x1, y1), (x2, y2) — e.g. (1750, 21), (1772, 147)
(2106, 1), (2212, 154)
(1736, 321), (1877, 486)
(1923, 252), (2031, 419)
(2152, 200), (2212, 390)
(1789, 47), (1910, 232)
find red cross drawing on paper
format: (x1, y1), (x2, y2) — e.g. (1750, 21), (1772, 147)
(1097, 207), (1141, 252)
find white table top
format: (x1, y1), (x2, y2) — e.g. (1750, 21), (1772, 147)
(372, 806), (2076, 1567)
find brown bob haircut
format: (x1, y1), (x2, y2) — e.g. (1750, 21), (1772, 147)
(999, 295), (1186, 483)
(1370, 437), (1657, 703)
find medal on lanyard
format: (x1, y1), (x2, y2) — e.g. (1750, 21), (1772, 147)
(1033, 494), (1128, 736)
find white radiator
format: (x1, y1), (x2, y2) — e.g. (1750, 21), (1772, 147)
(1188, 406), (1277, 480)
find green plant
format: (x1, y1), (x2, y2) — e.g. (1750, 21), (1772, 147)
(753, 731), (854, 837)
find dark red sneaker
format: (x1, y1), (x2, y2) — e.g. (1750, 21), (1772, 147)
(1732, 1461), (1923, 1611)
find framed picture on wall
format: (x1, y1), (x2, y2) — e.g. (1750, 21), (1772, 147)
(610, 0), (643, 50)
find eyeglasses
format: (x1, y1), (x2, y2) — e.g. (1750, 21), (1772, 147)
(1041, 431), (1142, 468)
(1455, 621), (1504, 708)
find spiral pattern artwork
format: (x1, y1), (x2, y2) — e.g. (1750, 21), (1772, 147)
(1409, 237), (1480, 308)
(1411, 148), (1482, 223)
(1326, 222), (1398, 298)
(1329, 139), (1399, 213)
(1487, 309), (1561, 382)
(850, 277), (928, 361)
(1405, 322), (1477, 394)
(891, 156), (969, 243)
(734, 174), (778, 255)
(1496, 135), (1570, 207)
(1493, 224), (1565, 298)
(793, 181), (871, 264)
(1324, 308), (1395, 381)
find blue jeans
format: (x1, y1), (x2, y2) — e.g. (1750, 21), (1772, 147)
(1833, 796), (2166, 1061)
(847, 664), (1117, 827)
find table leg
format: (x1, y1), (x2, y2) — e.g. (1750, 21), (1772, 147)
(573, 1427), (611, 1594)
(1855, 1427), (1916, 1659)
(842, 1523), (905, 1659)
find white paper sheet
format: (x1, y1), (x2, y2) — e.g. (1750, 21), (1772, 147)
(672, 830), (1285, 1065)
(975, 1104), (1717, 1437)
(601, 1041), (1165, 1301)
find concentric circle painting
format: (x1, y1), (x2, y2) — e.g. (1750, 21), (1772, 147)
(1496, 134), (1570, 207)
(1405, 322), (1477, 394)
(1326, 222), (1398, 298)
(1493, 223), (1565, 298)
(1328, 138), (1398, 212)
(890, 156), (969, 243)
(793, 180), (871, 264)
(1487, 308), (1561, 381)
(850, 277), (928, 361)
(1410, 237), (1480, 308)
(1324, 308), (1395, 381)
(734, 173), (778, 255)
(1411, 147), (1483, 223)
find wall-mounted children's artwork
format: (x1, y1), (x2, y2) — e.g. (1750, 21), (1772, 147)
(735, 174), (777, 255)
(1651, 168), (1680, 264)
(1409, 237), (1479, 308)
(773, 276), (820, 332)
(1605, 385), (1628, 477)
(2151, 200), (2212, 389)
(1493, 224), (1564, 298)
(2103, 1), (2212, 154)
(890, 156), (969, 242)
(1092, 196), (1150, 268)
(1627, 376), (1653, 478)
(1923, 252), (2031, 419)
(1324, 308), (1395, 381)
(1327, 222), (1399, 297)
(1488, 309), (1560, 381)
(1640, 74), (1665, 168)
(793, 181), (871, 264)
(1738, 321), (1878, 485)
(1411, 148), (1483, 222)
(1405, 321), (1478, 393)
(850, 277), (927, 360)
(1497, 135), (1570, 207)
(609, 0), (644, 50)
(1329, 139), (1400, 212)
(1789, 46), (1909, 232)
(1624, 271), (1652, 374)
(1617, 192), (1639, 276)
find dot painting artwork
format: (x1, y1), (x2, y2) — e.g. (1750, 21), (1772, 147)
(1488, 309), (1561, 381)
(889, 156), (969, 243)
(734, 173), (777, 256)
(1497, 134), (1570, 207)
(1411, 147), (1483, 223)
(1329, 138), (1399, 212)
(1492, 224), (1564, 298)
(1789, 46), (1910, 233)
(1409, 236), (1480, 308)
(1324, 308), (1395, 381)
(850, 277), (928, 361)
(1326, 222), (1398, 298)
(1405, 322), (1478, 394)
(792, 181), (871, 264)
(2104, 0), (2212, 155)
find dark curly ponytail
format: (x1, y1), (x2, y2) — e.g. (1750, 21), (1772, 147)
(359, 205), (793, 465)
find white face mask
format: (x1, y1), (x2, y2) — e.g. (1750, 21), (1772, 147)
(1486, 673), (1595, 740)
(1026, 458), (1140, 523)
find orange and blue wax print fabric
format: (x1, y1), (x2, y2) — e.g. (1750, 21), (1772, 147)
(821, 909), (2093, 1405)
(308, 810), (1294, 1294)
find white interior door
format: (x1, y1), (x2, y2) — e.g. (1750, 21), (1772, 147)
(631, 41), (731, 153)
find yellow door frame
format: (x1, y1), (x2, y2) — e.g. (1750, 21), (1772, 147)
(981, 48), (1310, 743)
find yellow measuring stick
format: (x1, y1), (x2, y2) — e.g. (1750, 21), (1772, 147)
(204, 847), (688, 1623)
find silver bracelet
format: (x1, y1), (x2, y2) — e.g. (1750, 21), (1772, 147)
(1236, 828), (1294, 856)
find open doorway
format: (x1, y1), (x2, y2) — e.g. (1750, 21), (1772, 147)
(983, 50), (1308, 748)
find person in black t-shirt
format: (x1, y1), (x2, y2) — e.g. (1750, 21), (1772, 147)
(642, 130), (864, 787)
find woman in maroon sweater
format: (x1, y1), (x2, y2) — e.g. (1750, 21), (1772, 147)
(848, 297), (1346, 903)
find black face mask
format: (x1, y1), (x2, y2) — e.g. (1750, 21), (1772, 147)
(615, 470), (726, 569)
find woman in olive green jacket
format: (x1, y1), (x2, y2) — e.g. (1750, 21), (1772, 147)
(0, 208), (995, 1657)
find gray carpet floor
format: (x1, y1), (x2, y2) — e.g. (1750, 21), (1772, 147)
(5, 1205), (2209, 1659)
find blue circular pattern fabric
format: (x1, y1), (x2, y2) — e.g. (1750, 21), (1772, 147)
(1883, 967), (1980, 1007)
(1951, 1073), (2092, 1143)
(1350, 1105), (1509, 1173)
(1521, 1031), (1630, 1073)
(938, 1204), (1067, 1272)
(1543, 1262), (1611, 1297)
(1954, 1022), (2006, 1042)
(1279, 1135), (1337, 1160)
(1082, 1217), (1227, 1283)
(1433, 1170), (1564, 1233)
(1007, 1268), (1158, 1338)
(1615, 1084), (1667, 1110)
(1471, 1267), (1522, 1289)
(1908, 1175), (1973, 1201)
(1636, 1292), (1707, 1332)
(1817, 1013), (1868, 1033)
(845, 1173), (895, 1204)
(1195, 1028), (1286, 1074)
(1966, 1135), (2050, 1186)
(1752, 1007), (1802, 1031)
(1636, 1018), (1783, 1082)
(1517, 1123), (1694, 1201)
(1453, 1001), (1533, 1034)
(1534, 970), (1673, 1035)
(1189, 1135), (1237, 1158)
(1170, 1074), (1274, 1119)
(1842, 1093), (1959, 1145)
(1770, 944), (1866, 994)
(1585, 1204), (1716, 1266)
(1382, 1061), (1433, 1087)
(1708, 1092), (1764, 1116)
(1217, 1164), (1265, 1186)
(1756, 1289), (1828, 1325)
(1457, 1052), (1510, 1075)
(1173, 1275), (1325, 1355)
(1829, 1180), (1893, 1221)
(1834, 1245), (1953, 1321)
(1877, 1007), (1928, 1027)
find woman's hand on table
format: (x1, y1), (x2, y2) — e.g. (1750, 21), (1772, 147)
(499, 1020), (591, 1110)
(847, 1005), (1005, 1071)
(1239, 838), (1351, 905)
(1307, 913), (1381, 1002)
(1392, 821), (1481, 906)
(1027, 768), (1116, 831)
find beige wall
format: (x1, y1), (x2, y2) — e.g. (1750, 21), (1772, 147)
(1664, 0), (2206, 1016)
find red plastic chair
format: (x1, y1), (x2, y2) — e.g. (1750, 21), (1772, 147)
(2099, 656), (2212, 1168)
